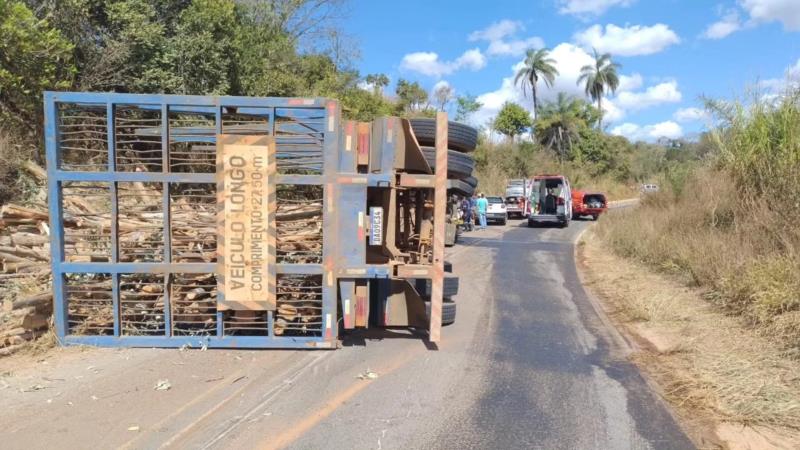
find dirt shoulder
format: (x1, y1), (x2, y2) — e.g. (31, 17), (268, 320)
(577, 228), (800, 450)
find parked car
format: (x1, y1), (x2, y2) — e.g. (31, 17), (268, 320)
(640, 183), (660, 194)
(505, 195), (527, 219)
(571, 191), (607, 221)
(527, 174), (572, 228)
(486, 196), (508, 225)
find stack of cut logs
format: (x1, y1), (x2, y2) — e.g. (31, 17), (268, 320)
(1, 161), (54, 356)
(0, 161), (327, 353)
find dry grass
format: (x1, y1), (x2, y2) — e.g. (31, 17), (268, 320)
(596, 167), (800, 351)
(579, 231), (800, 446)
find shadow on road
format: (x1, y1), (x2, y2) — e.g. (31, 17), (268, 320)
(341, 327), (439, 351)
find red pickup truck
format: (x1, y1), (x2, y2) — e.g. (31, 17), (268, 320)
(571, 191), (607, 220)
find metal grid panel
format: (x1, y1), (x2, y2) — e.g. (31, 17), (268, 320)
(46, 92), (338, 348)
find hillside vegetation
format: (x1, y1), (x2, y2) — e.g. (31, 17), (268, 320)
(597, 91), (800, 350)
(0, 0), (448, 204)
(473, 95), (697, 199)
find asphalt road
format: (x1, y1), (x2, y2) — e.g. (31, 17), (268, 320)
(0, 217), (694, 450)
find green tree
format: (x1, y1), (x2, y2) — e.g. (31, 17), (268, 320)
(455, 94), (482, 123)
(535, 93), (591, 161)
(395, 79), (428, 113)
(340, 87), (394, 121)
(159, 0), (237, 95)
(514, 48), (558, 119)
(493, 102), (532, 141)
(577, 48), (620, 129)
(231, 1), (302, 96)
(364, 73), (389, 96)
(0, 0), (76, 135)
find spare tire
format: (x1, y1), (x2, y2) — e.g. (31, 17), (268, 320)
(410, 119), (478, 153)
(426, 299), (456, 326)
(463, 176), (478, 188)
(421, 147), (474, 180)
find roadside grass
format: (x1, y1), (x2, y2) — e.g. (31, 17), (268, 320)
(579, 231), (800, 445)
(595, 91), (800, 353)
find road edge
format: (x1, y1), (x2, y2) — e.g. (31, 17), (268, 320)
(571, 200), (703, 449)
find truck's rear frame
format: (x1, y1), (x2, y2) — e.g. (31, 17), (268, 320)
(45, 92), (449, 349)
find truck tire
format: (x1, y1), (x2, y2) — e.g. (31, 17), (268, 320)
(463, 176), (478, 188)
(426, 299), (456, 326)
(421, 275), (459, 297)
(446, 178), (475, 197)
(410, 119), (478, 153)
(421, 147), (474, 179)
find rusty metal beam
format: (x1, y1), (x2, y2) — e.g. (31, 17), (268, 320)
(397, 174), (435, 188)
(429, 112), (447, 342)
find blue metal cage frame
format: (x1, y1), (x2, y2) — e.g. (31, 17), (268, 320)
(45, 92), (343, 349)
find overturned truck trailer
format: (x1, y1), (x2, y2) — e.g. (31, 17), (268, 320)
(44, 92), (459, 349)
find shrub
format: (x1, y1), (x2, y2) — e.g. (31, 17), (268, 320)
(599, 91), (800, 349)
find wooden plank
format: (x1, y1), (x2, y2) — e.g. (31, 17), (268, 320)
(429, 112), (447, 343)
(355, 283), (368, 328)
(216, 134), (277, 311)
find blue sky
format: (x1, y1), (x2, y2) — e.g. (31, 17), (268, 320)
(346, 0), (800, 141)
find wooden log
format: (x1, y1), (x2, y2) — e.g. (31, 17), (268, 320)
(3, 261), (46, 273)
(37, 221), (50, 236)
(0, 327), (26, 339)
(142, 284), (163, 294)
(0, 245), (48, 260)
(0, 204), (48, 220)
(0, 251), (28, 263)
(10, 232), (50, 246)
(0, 344), (25, 357)
(22, 160), (47, 181)
(2, 332), (36, 347)
(274, 318), (287, 336)
(4, 292), (52, 312)
(277, 304), (298, 321)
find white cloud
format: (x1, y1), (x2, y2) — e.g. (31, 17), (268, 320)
(400, 48), (487, 77)
(558, 0), (635, 17)
(760, 58), (800, 94)
(457, 49), (488, 70)
(741, 0), (800, 31)
(468, 20), (522, 42)
(487, 36), (547, 57)
(703, 10), (742, 39)
(611, 121), (684, 141)
(574, 23), (680, 56)
(618, 73), (643, 92)
(616, 81), (682, 110)
(602, 99), (626, 123)
(674, 107), (710, 123)
(469, 20), (545, 57)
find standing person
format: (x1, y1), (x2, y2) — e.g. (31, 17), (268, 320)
(476, 193), (488, 230)
(460, 197), (473, 231)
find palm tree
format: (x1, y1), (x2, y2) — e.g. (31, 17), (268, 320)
(577, 48), (621, 129)
(514, 48), (559, 119)
(535, 93), (584, 161)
